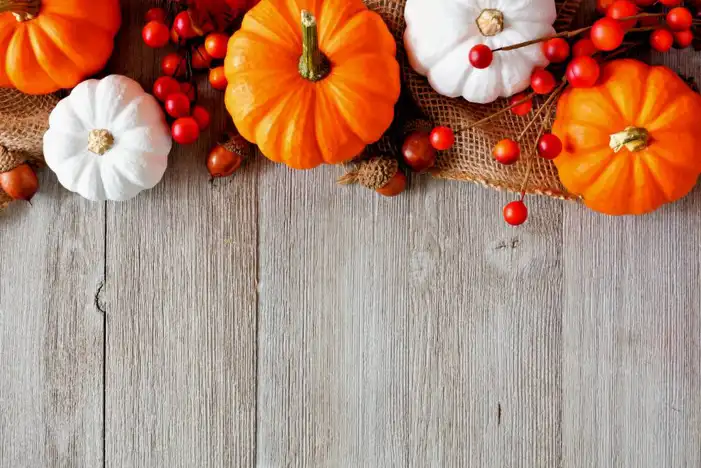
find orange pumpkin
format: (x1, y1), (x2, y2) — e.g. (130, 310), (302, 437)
(553, 59), (701, 215)
(224, 0), (401, 169)
(0, 0), (121, 95)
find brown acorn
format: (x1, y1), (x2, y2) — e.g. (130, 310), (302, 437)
(0, 163), (39, 202)
(206, 133), (253, 178)
(337, 157), (406, 197)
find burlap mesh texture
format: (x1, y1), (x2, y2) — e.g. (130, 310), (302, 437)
(364, 0), (583, 199)
(0, 88), (59, 210)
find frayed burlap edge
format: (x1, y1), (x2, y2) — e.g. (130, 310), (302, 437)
(0, 88), (59, 212)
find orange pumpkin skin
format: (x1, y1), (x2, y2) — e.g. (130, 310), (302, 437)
(224, 0), (401, 170)
(553, 59), (701, 216)
(0, 0), (121, 95)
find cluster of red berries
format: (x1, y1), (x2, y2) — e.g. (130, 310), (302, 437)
(141, 7), (232, 145)
(467, 0), (699, 226)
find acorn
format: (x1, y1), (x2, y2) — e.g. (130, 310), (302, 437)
(0, 163), (39, 202)
(337, 157), (406, 197)
(206, 133), (253, 178)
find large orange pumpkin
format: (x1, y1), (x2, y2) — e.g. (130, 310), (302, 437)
(0, 0), (121, 95)
(224, 0), (401, 170)
(553, 59), (701, 215)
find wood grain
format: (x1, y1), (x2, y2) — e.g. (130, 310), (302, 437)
(407, 180), (564, 467)
(2, 0), (701, 467)
(103, 3), (257, 467)
(0, 172), (104, 467)
(562, 194), (701, 467)
(558, 12), (701, 468)
(257, 164), (410, 466)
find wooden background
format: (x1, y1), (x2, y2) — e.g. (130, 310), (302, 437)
(1, 1), (700, 467)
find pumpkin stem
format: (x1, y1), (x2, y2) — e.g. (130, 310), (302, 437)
(609, 127), (650, 153)
(0, 0), (40, 21)
(298, 10), (330, 82)
(88, 129), (115, 156)
(476, 9), (504, 37)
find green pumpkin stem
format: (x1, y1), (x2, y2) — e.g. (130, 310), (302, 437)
(0, 0), (40, 21)
(298, 10), (330, 82)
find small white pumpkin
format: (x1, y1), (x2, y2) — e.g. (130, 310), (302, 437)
(44, 75), (172, 202)
(404, 0), (557, 104)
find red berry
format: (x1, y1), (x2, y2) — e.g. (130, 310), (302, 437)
(142, 21), (170, 48)
(650, 29), (674, 52)
(537, 134), (563, 160)
(165, 92), (191, 119)
(666, 7), (692, 31)
(162, 53), (186, 77)
(542, 38), (570, 63)
(673, 29), (694, 49)
(153, 76), (181, 102)
(590, 17), (625, 51)
(572, 38), (598, 57)
(596, 0), (614, 14)
(566, 56), (600, 88)
(180, 82), (196, 101)
(191, 45), (212, 70)
(606, 1), (638, 30)
(173, 11), (197, 39)
(493, 139), (520, 165)
(205, 33), (229, 60)
(209, 66), (228, 91)
(171, 118), (201, 145)
(509, 93), (533, 116)
(192, 106), (211, 130)
(469, 44), (493, 69)
(429, 126), (455, 151)
(145, 7), (167, 23)
(530, 67), (556, 94)
(503, 201), (528, 226)
(171, 27), (185, 45)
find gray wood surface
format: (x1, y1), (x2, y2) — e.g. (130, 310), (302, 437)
(103, 4), (257, 466)
(1, 1), (700, 467)
(0, 172), (105, 467)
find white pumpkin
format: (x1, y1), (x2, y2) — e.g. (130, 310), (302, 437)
(404, 0), (557, 104)
(44, 75), (172, 202)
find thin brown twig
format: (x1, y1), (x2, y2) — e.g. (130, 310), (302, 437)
(518, 85), (565, 194)
(454, 92), (536, 134)
(493, 12), (665, 53)
(516, 81), (567, 141)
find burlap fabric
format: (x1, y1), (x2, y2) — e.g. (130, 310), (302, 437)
(0, 88), (59, 210)
(364, 0), (584, 199)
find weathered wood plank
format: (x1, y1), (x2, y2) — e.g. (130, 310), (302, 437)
(406, 180), (564, 467)
(0, 172), (104, 467)
(562, 195), (701, 467)
(103, 2), (257, 467)
(257, 164), (410, 466)
(560, 36), (701, 468)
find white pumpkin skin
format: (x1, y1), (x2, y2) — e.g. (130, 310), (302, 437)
(404, 0), (557, 104)
(44, 75), (172, 202)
